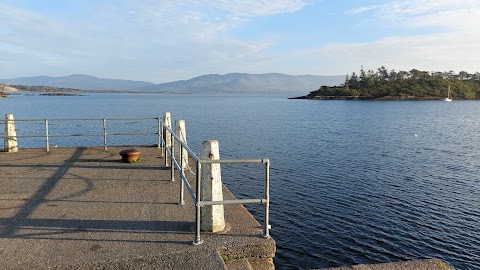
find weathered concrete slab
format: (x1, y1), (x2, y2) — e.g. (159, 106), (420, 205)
(0, 147), (275, 269)
(320, 258), (455, 270)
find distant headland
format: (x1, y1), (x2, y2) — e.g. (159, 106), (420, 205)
(291, 67), (480, 100)
(0, 84), (20, 98)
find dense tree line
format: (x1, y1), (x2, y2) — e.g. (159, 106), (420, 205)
(307, 66), (480, 99)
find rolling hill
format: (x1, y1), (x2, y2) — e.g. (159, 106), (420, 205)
(0, 74), (154, 90)
(136, 73), (344, 94)
(0, 73), (345, 94)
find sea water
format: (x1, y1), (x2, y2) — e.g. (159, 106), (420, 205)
(1, 93), (479, 269)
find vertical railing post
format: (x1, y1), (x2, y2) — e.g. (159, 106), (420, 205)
(264, 159), (271, 239)
(179, 144), (185, 205)
(4, 114), (18, 152)
(193, 160), (203, 245)
(200, 140), (225, 232)
(175, 120), (188, 172)
(163, 112), (171, 166)
(103, 119), (107, 150)
(164, 124), (168, 162)
(157, 118), (162, 151)
(170, 133), (175, 182)
(175, 120), (188, 205)
(45, 119), (49, 152)
(2, 118), (5, 151)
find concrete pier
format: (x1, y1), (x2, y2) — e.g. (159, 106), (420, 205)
(0, 146), (275, 269)
(321, 258), (455, 270)
(0, 146), (456, 270)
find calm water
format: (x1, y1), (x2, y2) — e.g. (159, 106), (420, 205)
(1, 93), (480, 269)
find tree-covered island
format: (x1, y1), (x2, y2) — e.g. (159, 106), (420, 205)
(292, 66), (480, 100)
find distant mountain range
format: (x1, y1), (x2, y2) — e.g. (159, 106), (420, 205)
(0, 74), (154, 91)
(136, 73), (345, 94)
(0, 73), (345, 94)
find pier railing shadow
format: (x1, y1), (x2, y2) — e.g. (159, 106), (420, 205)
(0, 147), (84, 238)
(0, 147), (193, 244)
(0, 218), (194, 244)
(1, 115), (271, 245)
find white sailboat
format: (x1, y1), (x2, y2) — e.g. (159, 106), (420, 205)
(444, 85), (452, 102)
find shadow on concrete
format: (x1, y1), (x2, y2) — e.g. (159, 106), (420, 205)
(4, 219), (193, 233)
(0, 219), (193, 245)
(0, 163), (170, 171)
(0, 147), (193, 246)
(0, 218), (193, 244)
(0, 148), (85, 238)
(76, 158), (127, 163)
(0, 151), (51, 162)
(44, 199), (179, 205)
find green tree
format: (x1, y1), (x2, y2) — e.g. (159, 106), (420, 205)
(378, 66), (389, 81)
(307, 66), (480, 99)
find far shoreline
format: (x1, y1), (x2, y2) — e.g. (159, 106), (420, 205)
(289, 95), (480, 101)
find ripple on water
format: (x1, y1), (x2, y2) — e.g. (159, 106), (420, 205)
(4, 95), (479, 270)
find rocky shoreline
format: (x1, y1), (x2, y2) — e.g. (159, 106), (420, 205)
(1, 84), (19, 98)
(39, 93), (84, 96)
(289, 95), (478, 101)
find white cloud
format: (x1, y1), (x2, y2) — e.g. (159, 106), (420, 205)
(121, 0), (307, 42)
(298, 0), (480, 75)
(210, 0), (306, 17)
(345, 6), (377, 15)
(347, 0), (480, 32)
(1, 0), (478, 82)
(0, 1), (305, 81)
(0, 4), (97, 58)
(272, 30), (480, 76)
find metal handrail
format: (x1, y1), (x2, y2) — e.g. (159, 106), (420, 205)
(2, 116), (270, 245)
(160, 124), (270, 245)
(1, 117), (161, 151)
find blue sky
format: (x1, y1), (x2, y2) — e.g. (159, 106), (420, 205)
(0, 0), (479, 82)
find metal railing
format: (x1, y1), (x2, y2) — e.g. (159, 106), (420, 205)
(1, 116), (271, 245)
(1, 117), (162, 151)
(161, 124), (270, 245)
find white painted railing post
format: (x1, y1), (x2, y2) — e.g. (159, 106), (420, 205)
(175, 120), (188, 172)
(163, 112), (171, 166)
(4, 114), (18, 152)
(175, 120), (188, 205)
(200, 140), (225, 232)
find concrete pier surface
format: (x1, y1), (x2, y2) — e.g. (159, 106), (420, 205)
(0, 146), (275, 269)
(321, 258), (455, 270)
